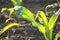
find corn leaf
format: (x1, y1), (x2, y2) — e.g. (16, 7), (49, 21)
(1, 8), (7, 12)
(54, 31), (60, 40)
(8, 8), (14, 15)
(35, 11), (40, 20)
(20, 7), (35, 22)
(49, 9), (60, 30)
(11, 0), (22, 6)
(32, 21), (45, 34)
(39, 11), (48, 26)
(0, 23), (21, 35)
(37, 24), (45, 34)
(38, 16), (43, 24)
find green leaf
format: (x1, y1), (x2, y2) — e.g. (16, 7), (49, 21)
(0, 23), (21, 35)
(11, 0), (22, 6)
(37, 24), (45, 34)
(32, 21), (45, 34)
(1, 8), (7, 12)
(6, 18), (16, 23)
(49, 9), (60, 30)
(39, 11), (48, 26)
(20, 6), (35, 22)
(38, 16), (43, 24)
(8, 8), (14, 15)
(54, 31), (60, 40)
(35, 11), (40, 20)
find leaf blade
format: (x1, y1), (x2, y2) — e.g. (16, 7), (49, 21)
(39, 11), (48, 26)
(49, 9), (60, 30)
(0, 23), (21, 35)
(21, 7), (35, 22)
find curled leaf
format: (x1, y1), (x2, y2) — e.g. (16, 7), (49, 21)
(6, 18), (16, 23)
(0, 23), (21, 35)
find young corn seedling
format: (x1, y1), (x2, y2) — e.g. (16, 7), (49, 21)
(9, 2), (60, 39)
(19, 6), (60, 40)
(36, 9), (60, 40)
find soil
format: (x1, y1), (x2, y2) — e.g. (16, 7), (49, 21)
(0, 0), (60, 40)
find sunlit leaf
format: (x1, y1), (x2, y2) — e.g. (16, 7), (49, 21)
(32, 22), (35, 26)
(0, 23), (21, 35)
(20, 7), (35, 22)
(35, 11), (40, 20)
(22, 15), (33, 21)
(38, 16), (43, 24)
(54, 31), (60, 40)
(38, 24), (45, 34)
(32, 21), (45, 34)
(11, 0), (22, 6)
(1, 8), (7, 12)
(49, 9), (60, 30)
(8, 8), (14, 15)
(39, 11), (48, 26)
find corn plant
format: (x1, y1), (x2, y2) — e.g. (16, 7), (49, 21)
(8, 3), (59, 39)
(18, 6), (60, 40)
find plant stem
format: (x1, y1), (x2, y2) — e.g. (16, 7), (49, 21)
(44, 34), (48, 40)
